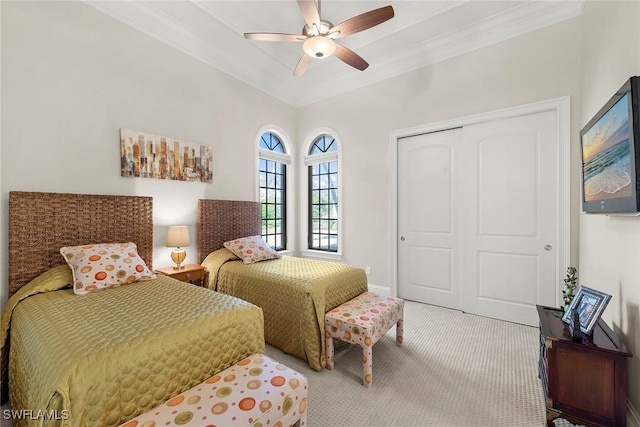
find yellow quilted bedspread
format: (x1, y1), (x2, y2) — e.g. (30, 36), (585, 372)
(202, 249), (368, 371)
(1, 270), (265, 427)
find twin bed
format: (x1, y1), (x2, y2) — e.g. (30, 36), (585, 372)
(2, 192), (265, 427)
(1, 192), (367, 426)
(197, 199), (368, 371)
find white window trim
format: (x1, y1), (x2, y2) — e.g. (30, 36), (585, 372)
(255, 125), (295, 252)
(300, 127), (342, 260)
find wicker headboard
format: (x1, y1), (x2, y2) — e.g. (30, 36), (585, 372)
(8, 191), (153, 297)
(197, 199), (261, 263)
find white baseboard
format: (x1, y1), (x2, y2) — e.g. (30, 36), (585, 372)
(367, 283), (390, 295)
(629, 399), (640, 427)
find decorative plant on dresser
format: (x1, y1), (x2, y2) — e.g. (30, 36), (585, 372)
(562, 266), (577, 313)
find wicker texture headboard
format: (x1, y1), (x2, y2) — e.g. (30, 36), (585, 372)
(197, 199), (261, 263)
(8, 191), (153, 297)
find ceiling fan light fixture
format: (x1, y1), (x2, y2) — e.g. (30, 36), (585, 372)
(303, 36), (336, 58)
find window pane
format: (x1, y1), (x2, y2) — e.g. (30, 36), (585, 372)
(259, 153), (286, 250)
(308, 136), (338, 252)
(330, 189), (338, 204)
(329, 173), (338, 188)
(309, 135), (338, 155)
(266, 204), (275, 218)
(260, 132), (285, 153)
(272, 159), (278, 171)
(266, 234), (276, 247)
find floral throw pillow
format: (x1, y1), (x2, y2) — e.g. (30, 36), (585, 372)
(60, 242), (156, 295)
(223, 235), (281, 264)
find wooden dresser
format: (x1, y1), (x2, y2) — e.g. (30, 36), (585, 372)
(537, 305), (632, 426)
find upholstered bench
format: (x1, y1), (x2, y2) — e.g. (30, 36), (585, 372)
(120, 353), (308, 427)
(325, 292), (404, 387)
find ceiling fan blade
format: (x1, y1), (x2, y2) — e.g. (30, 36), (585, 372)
(244, 33), (305, 42)
(334, 44), (369, 71)
(297, 0), (321, 28)
(293, 54), (313, 76)
(329, 5), (394, 39)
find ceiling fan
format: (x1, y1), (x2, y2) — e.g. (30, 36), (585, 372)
(244, 0), (394, 76)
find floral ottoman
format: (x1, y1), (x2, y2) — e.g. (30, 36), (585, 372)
(325, 292), (404, 387)
(120, 353), (308, 427)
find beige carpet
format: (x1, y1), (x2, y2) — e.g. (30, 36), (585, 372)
(265, 300), (547, 427)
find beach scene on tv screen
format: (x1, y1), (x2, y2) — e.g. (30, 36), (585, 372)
(582, 93), (632, 202)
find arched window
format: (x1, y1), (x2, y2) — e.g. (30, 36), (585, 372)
(305, 132), (340, 253)
(258, 131), (289, 250)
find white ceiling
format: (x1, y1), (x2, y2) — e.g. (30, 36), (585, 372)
(85, 0), (584, 107)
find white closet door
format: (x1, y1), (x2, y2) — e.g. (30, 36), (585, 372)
(461, 110), (558, 326)
(397, 109), (561, 327)
(397, 128), (463, 309)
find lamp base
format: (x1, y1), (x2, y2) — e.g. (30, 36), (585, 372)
(171, 248), (187, 269)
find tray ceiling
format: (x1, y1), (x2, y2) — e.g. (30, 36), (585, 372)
(85, 0), (584, 107)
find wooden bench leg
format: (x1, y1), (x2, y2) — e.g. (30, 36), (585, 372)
(363, 344), (373, 388)
(325, 330), (335, 370)
(298, 404), (308, 427)
(396, 318), (404, 346)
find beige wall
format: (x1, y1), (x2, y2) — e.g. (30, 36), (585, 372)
(297, 17), (582, 291)
(579, 0), (640, 415)
(0, 1), (296, 307)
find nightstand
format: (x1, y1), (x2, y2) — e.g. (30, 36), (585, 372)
(156, 264), (207, 287)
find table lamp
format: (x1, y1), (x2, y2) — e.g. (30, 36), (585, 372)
(166, 225), (190, 269)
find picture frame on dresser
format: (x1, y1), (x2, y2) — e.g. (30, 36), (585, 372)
(561, 285), (611, 335)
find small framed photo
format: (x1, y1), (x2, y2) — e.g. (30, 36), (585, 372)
(562, 286), (611, 335)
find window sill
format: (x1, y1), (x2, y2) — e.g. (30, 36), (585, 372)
(300, 249), (342, 261)
(277, 249), (297, 256)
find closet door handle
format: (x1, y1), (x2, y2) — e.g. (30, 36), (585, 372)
(400, 236), (406, 241)
(544, 245), (552, 251)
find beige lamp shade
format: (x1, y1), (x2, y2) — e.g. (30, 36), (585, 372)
(166, 226), (190, 269)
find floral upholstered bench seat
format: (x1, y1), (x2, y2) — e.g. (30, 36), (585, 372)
(325, 291), (404, 387)
(120, 353), (308, 427)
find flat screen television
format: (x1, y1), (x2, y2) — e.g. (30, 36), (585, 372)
(581, 76), (640, 213)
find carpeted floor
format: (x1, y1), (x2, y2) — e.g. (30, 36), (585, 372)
(265, 300), (548, 427)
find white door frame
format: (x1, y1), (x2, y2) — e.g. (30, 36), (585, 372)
(390, 96), (571, 304)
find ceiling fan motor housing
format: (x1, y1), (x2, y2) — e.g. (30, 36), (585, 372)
(302, 20), (334, 37)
